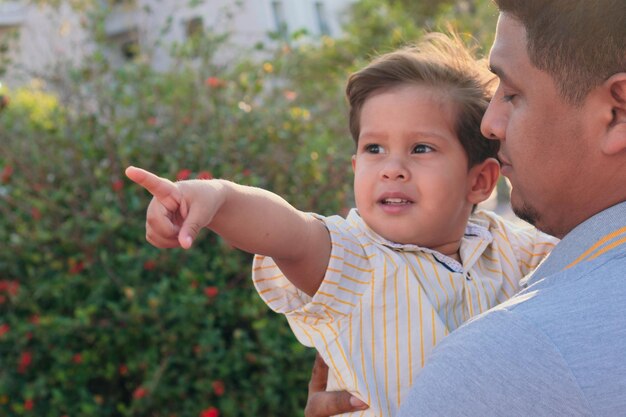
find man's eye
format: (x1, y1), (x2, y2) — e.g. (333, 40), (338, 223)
(364, 144), (383, 153)
(413, 144), (433, 154)
(502, 93), (517, 102)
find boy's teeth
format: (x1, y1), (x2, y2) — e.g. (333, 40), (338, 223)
(384, 198), (409, 204)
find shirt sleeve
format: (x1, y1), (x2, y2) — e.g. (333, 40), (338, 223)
(396, 308), (593, 417)
(252, 214), (373, 347)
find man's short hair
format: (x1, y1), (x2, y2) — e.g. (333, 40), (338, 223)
(495, 0), (626, 104)
(346, 33), (498, 168)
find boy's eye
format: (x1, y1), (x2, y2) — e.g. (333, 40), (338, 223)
(364, 144), (384, 154)
(413, 144), (433, 154)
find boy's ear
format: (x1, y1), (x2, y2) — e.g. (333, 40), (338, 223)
(601, 73), (626, 155)
(467, 157), (500, 205)
(351, 155), (357, 172)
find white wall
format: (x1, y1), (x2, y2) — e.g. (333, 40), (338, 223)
(1, 2), (93, 87)
(0, 0), (356, 88)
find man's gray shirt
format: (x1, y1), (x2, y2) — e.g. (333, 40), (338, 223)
(398, 202), (626, 416)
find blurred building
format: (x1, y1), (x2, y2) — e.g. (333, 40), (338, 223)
(0, 0), (356, 87)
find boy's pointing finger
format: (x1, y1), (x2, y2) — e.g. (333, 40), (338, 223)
(125, 166), (177, 202)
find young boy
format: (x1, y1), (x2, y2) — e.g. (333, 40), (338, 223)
(126, 33), (557, 416)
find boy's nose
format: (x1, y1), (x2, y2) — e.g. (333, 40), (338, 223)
(381, 158), (409, 181)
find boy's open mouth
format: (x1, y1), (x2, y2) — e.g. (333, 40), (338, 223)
(380, 198), (413, 205)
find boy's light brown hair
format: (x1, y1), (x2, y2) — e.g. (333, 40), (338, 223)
(346, 32), (498, 168)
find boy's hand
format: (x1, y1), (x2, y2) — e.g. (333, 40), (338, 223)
(126, 166), (223, 249)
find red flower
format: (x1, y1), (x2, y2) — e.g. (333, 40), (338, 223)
(176, 169), (192, 181)
(143, 260), (156, 271)
(9, 281), (19, 295)
(0, 295), (5, 304)
(24, 399), (33, 411)
(119, 364), (128, 376)
(133, 386), (148, 399)
(196, 170), (213, 180)
(0, 280), (19, 296)
(0, 95), (9, 110)
(31, 207), (42, 221)
(72, 353), (82, 364)
(204, 77), (224, 88)
(212, 380), (225, 396)
(1, 165), (13, 183)
(112, 179), (124, 192)
(147, 117), (158, 126)
(200, 407), (220, 417)
(283, 90), (297, 101)
(204, 286), (219, 298)
(0, 324), (9, 337)
(29, 315), (40, 325)
(245, 352), (257, 364)
(18, 351), (32, 374)
(69, 260), (85, 275)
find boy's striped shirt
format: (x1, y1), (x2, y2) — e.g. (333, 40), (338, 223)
(252, 209), (557, 417)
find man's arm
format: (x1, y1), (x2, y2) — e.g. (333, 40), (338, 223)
(126, 166), (330, 296)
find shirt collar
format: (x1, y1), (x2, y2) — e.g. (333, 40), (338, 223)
(346, 209), (493, 272)
(526, 201), (626, 284)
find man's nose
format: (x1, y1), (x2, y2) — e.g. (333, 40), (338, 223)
(481, 101), (506, 141)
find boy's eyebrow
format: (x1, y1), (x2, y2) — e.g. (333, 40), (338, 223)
(359, 130), (454, 142)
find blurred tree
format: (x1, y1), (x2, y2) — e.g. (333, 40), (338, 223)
(385, 0), (456, 24)
(434, 0), (498, 52)
(0, 1), (500, 416)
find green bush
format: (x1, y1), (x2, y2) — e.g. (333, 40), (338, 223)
(0, 14), (356, 417)
(0, 1), (497, 415)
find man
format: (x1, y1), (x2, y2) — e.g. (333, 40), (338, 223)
(305, 0), (626, 415)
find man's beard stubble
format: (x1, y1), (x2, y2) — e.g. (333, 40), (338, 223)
(512, 201), (542, 230)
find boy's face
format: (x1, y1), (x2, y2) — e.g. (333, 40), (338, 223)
(352, 84), (477, 255)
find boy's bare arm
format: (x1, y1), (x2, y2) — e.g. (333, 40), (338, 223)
(126, 166), (330, 296)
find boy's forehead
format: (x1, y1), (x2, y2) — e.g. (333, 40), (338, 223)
(359, 86), (458, 133)
(360, 84), (457, 119)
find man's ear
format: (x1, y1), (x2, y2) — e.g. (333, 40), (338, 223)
(467, 158), (500, 205)
(601, 73), (626, 155)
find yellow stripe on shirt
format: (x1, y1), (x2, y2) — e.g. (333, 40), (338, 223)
(565, 226), (626, 269)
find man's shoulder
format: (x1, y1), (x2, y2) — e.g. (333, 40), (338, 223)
(398, 254), (626, 417)
(521, 249), (626, 313)
(397, 306), (594, 417)
(488, 251), (626, 341)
